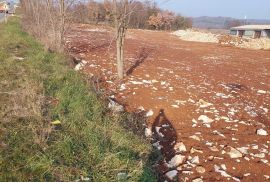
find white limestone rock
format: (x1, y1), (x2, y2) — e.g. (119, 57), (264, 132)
(256, 129), (268, 136)
(152, 141), (162, 150)
(226, 147), (243, 159)
(198, 115), (213, 124)
(198, 99), (213, 108)
(174, 142), (187, 153)
(257, 90), (266, 94)
(236, 147), (249, 155)
(168, 155), (186, 168)
(146, 110), (154, 117)
(144, 127), (152, 138)
(165, 170), (178, 180)
(191, 156), (200, 164)
(108, 99), (124, 112)
(254, 153), (265, 159)
(195, 166), (206, 174)
(193, 178), (203, 182)
(189, 135), (201, 141)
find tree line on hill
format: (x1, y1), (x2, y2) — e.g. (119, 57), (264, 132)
(73, 0), (192, 30)
(19, 0), (192, 79)
(19, 0), (192, 51)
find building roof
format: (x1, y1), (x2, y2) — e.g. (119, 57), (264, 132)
(231, 25), (270, 30)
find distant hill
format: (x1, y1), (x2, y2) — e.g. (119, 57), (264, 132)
(192, 16), (270, 29)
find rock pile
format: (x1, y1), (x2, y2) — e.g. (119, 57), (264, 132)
(173, 29), (270, 50)
(219, 35), (270, 50)
(172, 29), (219, 43)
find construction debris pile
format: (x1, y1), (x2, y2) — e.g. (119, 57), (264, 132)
(219, 35), (270, 50)
(173, 29), (270, 50)
(240, 38), (270, 50)
(172, 29), (219, 43)
(218, 35), (247, 46)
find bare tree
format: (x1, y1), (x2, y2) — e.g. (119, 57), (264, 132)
(113, 0), (130, 79)
(4, 8), (7, 23)
(148, 13), (163, 30)
(60, 0), (65, 46)
(20, 0), (74, 51)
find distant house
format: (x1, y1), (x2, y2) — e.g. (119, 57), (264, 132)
(230, 25), (270, 39)
(0, 1), (9, 13)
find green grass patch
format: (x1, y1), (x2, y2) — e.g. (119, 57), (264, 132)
(0, 18), (157, 182)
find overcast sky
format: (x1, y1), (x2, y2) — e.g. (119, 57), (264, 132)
(155, 0), (270, 20)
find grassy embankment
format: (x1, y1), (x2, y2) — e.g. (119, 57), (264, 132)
(0, 18), (157, 181)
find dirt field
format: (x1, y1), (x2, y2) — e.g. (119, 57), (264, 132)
(66, 24), (270, 182)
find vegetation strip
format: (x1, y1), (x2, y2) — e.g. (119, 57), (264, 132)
(0, 18), (156, 181)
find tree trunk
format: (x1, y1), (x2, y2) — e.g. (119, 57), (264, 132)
(4, 9), (7, 23)
(116, 37), (124, 79)
(113, 0), (129, 79)
(59, 0), (65, 49)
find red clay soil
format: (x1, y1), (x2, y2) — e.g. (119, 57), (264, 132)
(66, 24), (270, 182)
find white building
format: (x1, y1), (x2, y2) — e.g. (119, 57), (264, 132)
(0, 1), (10, 13)
(230, 25), (270, 39)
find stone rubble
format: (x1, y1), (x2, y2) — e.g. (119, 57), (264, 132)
(226, 147), (243, 159)
(168, 155), (186, 168)
(108, 99), (124, 113)
(165, 170), (178, 180)
(67, 24), (270, 182)
(174, 142), (187, 153)
(190, 156), (200, 165)
(195, 166), (206, 174)
(144, 127), (152, 138)
(256, 129), (268, 136)
(198, 115), (214, 124)
(192, 178), (203, 182)
(146, 109), (154, 117)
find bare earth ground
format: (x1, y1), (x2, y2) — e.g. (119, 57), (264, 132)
(66, 24), (270, 182)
